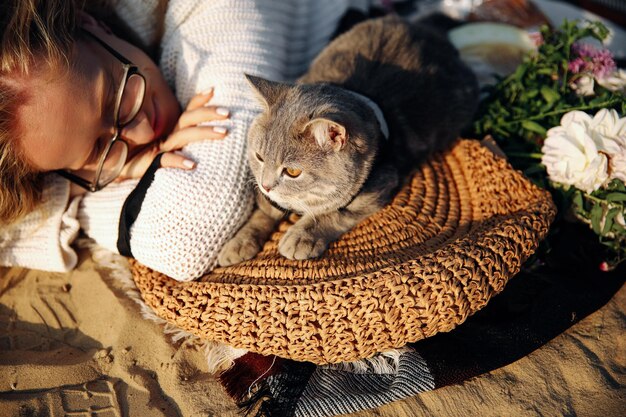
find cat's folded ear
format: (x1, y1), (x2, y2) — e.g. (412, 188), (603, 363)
(305, 117), (348, 152)
(245, 74), (290, 108)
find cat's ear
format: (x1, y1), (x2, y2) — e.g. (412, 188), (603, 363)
(245, 74), (289, 108)
(305, 118), (348, 151)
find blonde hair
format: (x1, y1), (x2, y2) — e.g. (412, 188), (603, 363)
(1, 0), (79, 73)
(0, 0), (79, 224)
(0, 82), (42, 224)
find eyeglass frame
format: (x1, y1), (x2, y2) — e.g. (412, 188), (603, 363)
(56, 29), (146, 192)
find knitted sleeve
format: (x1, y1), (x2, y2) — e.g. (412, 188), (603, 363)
(111, 0), (161, 49)
(125, 0), (364, 281)
(0, 175), (80, 272)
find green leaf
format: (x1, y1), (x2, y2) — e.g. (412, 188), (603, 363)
(526, 89), (540, 99)
(537, 68), (555, 76)
(521, 120), (547, 135)
(602, 207), (619, 236)
(512, 64), (527, 81)
(605, 192), (626, 202)
(524, 164), (546, 176)
(572, 190), (584, 210)
(540, 86), (560, 107)
(588, 96), (603, 106)
(587, 21), (610, 41)
(607, 180), (626, 192)
(590, 203), (603, 235)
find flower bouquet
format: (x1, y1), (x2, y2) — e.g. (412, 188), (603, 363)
(472, 20), (626, 269)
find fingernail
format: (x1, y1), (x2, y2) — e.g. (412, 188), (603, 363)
(213, 126), (228, 134)
(216, 107), (230, 116)
(183, 159), (196, 169)
(202, 87), (214, 95)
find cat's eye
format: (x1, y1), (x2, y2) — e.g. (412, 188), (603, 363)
(283, 167), (302, 178)
(255, 152), (264, 162)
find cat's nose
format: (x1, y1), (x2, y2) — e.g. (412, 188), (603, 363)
(262, 184), (271, 192)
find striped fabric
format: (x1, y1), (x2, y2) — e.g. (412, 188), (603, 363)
(292, 350), (434, 417)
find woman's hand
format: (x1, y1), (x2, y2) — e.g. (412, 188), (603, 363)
(118, 89), (230, 180)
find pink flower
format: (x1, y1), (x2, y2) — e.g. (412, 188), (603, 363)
(568, 43), (616, 79)
(568, 58), (584, 73)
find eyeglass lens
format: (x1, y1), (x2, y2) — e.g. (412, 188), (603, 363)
(95, 73), (144, 187)
(98, 140), (129, 187)
(118, 73), (146, 126)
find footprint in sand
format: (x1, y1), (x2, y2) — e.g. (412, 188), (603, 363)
(0, 379), (123, 417)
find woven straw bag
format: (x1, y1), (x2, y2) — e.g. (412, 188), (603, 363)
(130, 139), (556, 364)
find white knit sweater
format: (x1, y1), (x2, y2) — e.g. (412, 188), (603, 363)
(0, 0), (372, 280)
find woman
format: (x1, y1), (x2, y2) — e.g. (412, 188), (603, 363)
(0, 0), (377, 280)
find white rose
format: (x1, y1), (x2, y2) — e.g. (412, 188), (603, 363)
(545, 109), (626, 185)
(598, 69), (626, 93)
(588, 109), (626, 182)
(559, 110), (592, 128)
(570, 75), (595, 96)
(610, 151), (626, 183)
(588, 109), (626, 148)
(542, 120), (609, 193)
(560, 109), (626, 148)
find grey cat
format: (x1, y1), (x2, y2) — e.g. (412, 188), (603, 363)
(218, 15), (478, 266)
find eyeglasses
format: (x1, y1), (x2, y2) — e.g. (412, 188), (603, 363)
(57, 30), (146, 192)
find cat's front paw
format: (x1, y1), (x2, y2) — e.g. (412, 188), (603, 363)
(279, 227), (329, 260)
(217, 236), (262, 266)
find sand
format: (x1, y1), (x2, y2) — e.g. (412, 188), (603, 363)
(1, 248), (624, 417)
(0, 251), (238, 417)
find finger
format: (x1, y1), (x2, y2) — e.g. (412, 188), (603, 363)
(186, 88), (214, 111)
(159, 152), (196, 170)
(160, 126), (228, 151)
(176, 106), (230, 129)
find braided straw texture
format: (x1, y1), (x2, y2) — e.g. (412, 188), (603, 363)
(131, 139), (556, 364)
